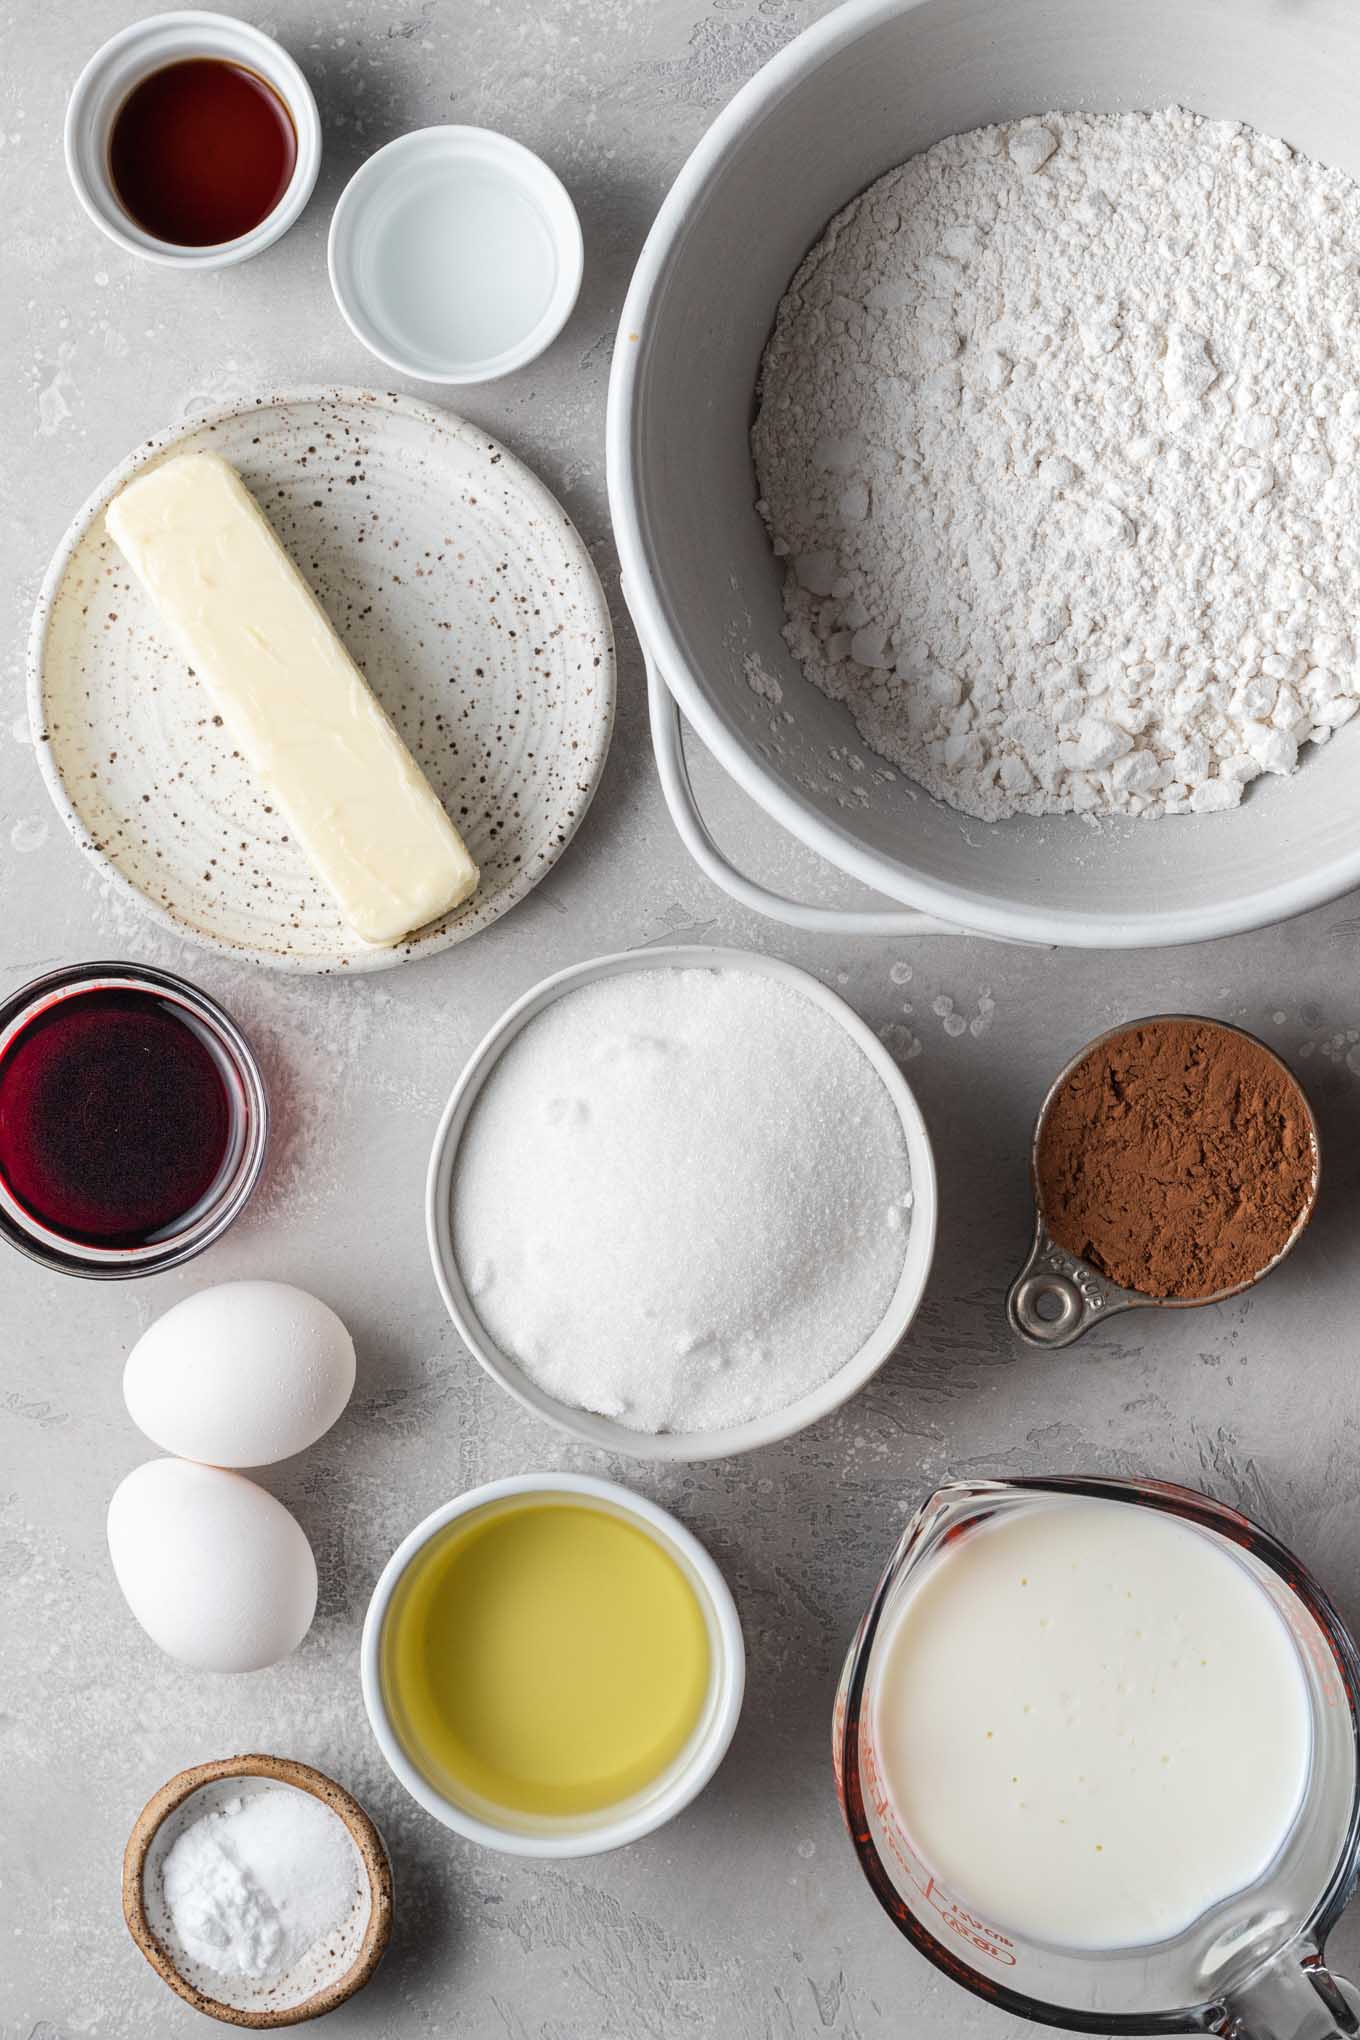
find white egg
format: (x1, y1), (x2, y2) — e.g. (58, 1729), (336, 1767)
(107, 1458), (317, 1673)
(124, 1280), (356, 1467)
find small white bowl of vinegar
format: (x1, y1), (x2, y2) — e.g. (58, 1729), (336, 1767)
(328, 126), (583, 383)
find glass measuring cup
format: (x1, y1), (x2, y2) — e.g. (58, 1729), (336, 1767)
(1007, 1018), (1319, 1349)
(834, 1477), (1360, 2036)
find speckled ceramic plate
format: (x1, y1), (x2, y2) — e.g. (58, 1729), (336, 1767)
(27, 388), (615, 972)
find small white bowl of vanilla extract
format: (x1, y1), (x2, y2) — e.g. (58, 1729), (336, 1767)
(65, 12), (321, 268)
(362, 1474), (745, 1857)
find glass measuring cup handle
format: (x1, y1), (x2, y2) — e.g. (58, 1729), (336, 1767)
(1006, 1218), (1149, 1348)
(1219, 1943), (1360, 2039)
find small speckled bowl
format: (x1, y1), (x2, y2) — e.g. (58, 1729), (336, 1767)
(123, 1755), (393, 2028)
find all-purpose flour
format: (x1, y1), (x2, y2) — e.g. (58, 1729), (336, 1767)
(753, 107), (1360, 821)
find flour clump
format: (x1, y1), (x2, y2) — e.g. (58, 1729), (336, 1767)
(752, 107), (1360, 820)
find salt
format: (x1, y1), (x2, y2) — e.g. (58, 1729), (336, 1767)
(153, 1782), (369, 2010)
(451, 968), (912, 1434)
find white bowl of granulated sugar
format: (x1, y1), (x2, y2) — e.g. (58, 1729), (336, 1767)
(426, 945), (938, 1461)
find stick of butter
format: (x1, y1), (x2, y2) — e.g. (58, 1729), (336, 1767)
(106, 451), (479, 947)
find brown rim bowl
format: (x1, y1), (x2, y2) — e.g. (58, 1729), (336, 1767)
(123, 1754), (394, 2027)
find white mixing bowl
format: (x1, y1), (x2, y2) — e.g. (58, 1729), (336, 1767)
(608, 0), (1360, 948)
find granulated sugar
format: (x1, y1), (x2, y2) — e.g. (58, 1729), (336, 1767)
(753, 107), (1360, 821)
(451, 967), (912, 1434)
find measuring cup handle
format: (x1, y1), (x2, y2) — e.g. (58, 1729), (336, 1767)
(1007, 1269), (1092, 1346)
(1221, 1946), (1360, 2038)
(1005, 1222), (1141, 1349)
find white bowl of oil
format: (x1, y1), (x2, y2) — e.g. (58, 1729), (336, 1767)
(360, 1473), (744, 1857)
(327, 125), (583, 383)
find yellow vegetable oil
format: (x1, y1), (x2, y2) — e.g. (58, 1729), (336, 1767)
(380, 1495), (712, 1820)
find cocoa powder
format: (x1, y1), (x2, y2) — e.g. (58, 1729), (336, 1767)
(1035, 1018), (1317, 1301)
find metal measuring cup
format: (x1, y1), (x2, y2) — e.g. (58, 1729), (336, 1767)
(1006, 1015), (1320, 1349)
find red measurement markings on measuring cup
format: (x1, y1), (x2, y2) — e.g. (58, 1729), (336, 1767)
(1262, 1578), (1345, 1709)
(925, 1885), (1018, 1968)
(860, 1721), (1017, 1965)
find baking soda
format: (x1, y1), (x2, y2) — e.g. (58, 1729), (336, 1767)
(451, 968), (912, 1433)
(154, 1782), (369, 2010)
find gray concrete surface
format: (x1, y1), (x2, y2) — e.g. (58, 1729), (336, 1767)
(7, 2), (1360, 2035)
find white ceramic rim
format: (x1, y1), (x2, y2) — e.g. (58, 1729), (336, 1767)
(360, 1471), (746, 1857)
(63, 10), (321, 269)
(25, 386), (616, 975)
(605, 0), (1360, 949)
(327, 125), (584, 383)
(425, 943), (939, 1461)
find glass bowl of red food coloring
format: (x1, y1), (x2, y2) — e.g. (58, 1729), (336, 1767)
(0, 962), (267, 1279)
